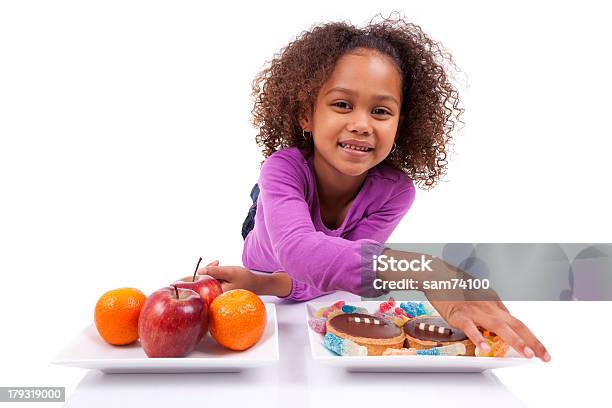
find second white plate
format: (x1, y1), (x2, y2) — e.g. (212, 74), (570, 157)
(306, 301), (537, 372)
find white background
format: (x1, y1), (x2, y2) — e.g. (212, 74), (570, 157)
(1, 1), (611, 406)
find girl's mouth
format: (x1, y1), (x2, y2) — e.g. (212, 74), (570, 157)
(338, 142), (374, 154)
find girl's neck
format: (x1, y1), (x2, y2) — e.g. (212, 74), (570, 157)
(312, 151), (367, 208)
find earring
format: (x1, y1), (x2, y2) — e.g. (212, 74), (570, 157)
(391, 142), (397, 155)
(303, 129), (312, 140)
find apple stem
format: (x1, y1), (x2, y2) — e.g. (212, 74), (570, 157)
(173, 285), (179, 299)
(193, 256), (203, 282)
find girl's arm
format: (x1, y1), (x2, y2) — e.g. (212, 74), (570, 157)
(255, 272), (293, 297)
(200, 266), (293, 297)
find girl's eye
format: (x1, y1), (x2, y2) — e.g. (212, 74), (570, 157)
(333, 101), (351, 109)
(373, 108), (391, 116)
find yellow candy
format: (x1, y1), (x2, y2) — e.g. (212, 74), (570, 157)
(314, 306), (329, 318)
(391, 315), (406, 327)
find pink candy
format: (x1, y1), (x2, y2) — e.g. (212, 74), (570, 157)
(394, 307), (408, 317)
(310, 301), (348, 334)
(379, 297), (397, 314)
(308, 317), (327, 334)
(375, 299), (411, 327)
(379, 302), (392, 313)
(322, 301), (346, 318)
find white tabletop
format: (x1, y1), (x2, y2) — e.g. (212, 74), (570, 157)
(31, 293), (604, 408)
(0, 293), (603, 407)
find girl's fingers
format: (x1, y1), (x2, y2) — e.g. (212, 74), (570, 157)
(200, 266), (235, 281)
(479, 318), (531, 359)
(508, 317), (551, 362)
(451, 314), (490, 353)
(197, 260), (219, 275)
(221, 281), (236, 293)
(495, 300), (509, 313)
(445, 302), (550, 361)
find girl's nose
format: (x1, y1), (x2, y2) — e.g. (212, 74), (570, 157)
(347, 111), (373, 135)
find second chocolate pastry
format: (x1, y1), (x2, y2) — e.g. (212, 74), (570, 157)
(403, 315), (475, 356)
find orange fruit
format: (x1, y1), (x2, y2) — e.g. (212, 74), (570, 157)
(94, 287), (147, 345)
(209, 289), (267, 351)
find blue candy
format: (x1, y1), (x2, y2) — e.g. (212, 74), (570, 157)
(416, 343), (466, 356)
(323, 333), (367, 356)
(341, 305), (357, 313)
(341, 305), (369, 314)
(399, 302), (436, 317)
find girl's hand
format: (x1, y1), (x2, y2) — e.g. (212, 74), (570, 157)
(379, 250), (552, 362)
(198, 264), (261, 294)
(204, 259), (219, 268)
(429, 299), (551, 362)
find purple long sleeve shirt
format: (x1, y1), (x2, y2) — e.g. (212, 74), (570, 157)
(242, 147), (416, 301)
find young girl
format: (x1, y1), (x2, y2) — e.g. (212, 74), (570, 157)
(201, 15), (550, 362)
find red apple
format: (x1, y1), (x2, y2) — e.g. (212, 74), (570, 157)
(173, 274), (223, 308)
(138, 286), (208, 358)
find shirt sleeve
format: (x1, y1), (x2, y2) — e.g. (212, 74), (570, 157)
(258, 153), (412, 301)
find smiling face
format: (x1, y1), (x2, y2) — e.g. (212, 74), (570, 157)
(300, 48), (403, 177)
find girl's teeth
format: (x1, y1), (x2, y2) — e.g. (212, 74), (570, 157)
(340, 143), (371, 152)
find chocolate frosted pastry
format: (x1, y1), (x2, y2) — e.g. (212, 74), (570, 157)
(326, 313), (404, 356)
(403, 316), (475, 356)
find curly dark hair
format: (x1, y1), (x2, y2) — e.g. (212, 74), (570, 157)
(250, 12), (464, 188)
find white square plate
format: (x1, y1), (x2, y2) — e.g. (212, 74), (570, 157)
(53, 303), (279, 373)
(306, 301), (537, 372)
